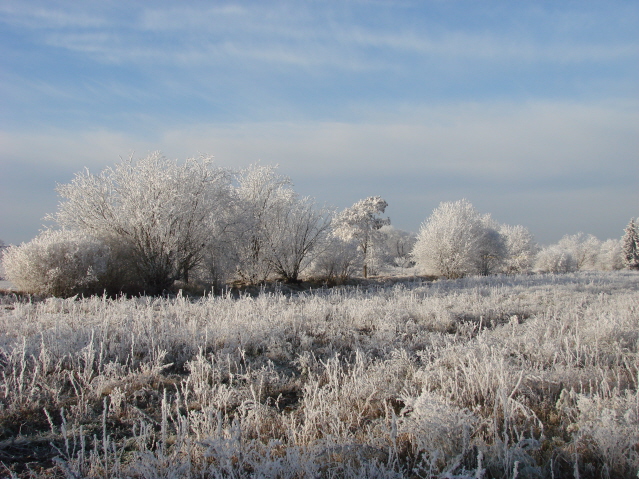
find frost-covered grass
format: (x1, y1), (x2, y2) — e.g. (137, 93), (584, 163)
(0, 271), (638, 478)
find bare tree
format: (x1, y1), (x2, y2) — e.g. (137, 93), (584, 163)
(377, 225), (417, 268)
(309, 235), (361, 283)
(230, 163), (295, 284)
(229, 164), (333, 284)
(263, 196), (333, 283)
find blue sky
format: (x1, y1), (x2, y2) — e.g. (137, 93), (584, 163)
(1, 0), (638, 245)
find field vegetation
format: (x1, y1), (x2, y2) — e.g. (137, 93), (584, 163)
(0, 271), (637, 478)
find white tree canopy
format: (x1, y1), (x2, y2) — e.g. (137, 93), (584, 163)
(411, 199), (507, 278)
(53, 152), (232, 293)
(230, 163), (332, 284)
(500, 224), (538, 274)
(332, 196), (390, 278)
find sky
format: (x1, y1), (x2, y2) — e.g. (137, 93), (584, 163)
(1, 0), (638, 246)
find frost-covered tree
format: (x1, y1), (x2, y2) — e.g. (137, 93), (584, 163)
(500, 224), (538, 274)
(622, 218), (639, 270)
(534, 245), (577, 274)
(53, 153), (232, 294)
(2, 229), (111, 297)
(0, 239), (6, 280)
(598, 238), (624, 271)
(377, 225), (417, 269)
(262, 195), (333, 283)
(473, 216), (507, 276)
(332, 196), (390, 278)
(229, 164), (333, 284)
(308, 236), (360, 283)
(412, 199), (505, 279)
(230, 163), (296, 284)
(535, 233), (624, 273)
(558, 232), (601, 271)
(197, 238), (238, 292)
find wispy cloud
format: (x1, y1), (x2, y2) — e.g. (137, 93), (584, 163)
(0, 3), (109, 29)
(4, 2), (636, 70)
(347, 27), (638, 63)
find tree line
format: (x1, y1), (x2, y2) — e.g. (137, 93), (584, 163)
(2, 154), (400, 296)
(1, 153), (637, 297)
(413, 198), (637, 279)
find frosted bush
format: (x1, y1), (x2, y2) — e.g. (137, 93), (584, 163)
(2, 229), (110, 297)
(308, 235), (361, 282)
(558, 232), (601, 270)
(534, 244), (577, 273)
(412, 199), (507, 278)
(0, 239), (6, 280)
(597, 238), (624, 271)
(500, 224), (538, 274)
(537, 234), (623, 274)
(412, 199), (485, 278)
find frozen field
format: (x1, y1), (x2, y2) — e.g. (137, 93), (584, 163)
(0, 271), (638, 477)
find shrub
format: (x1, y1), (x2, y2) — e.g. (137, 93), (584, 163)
(499, 224), (538, 274)
(308, 236), (360, 283)
(534, 244), (577, 273)
(412, 199), (506, 278)
(2, 229), (111, 297)
(53, 153), (232, 294)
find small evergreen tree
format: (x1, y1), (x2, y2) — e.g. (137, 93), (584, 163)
(622, 218), (639, 269)
(332, 196), (390, 278)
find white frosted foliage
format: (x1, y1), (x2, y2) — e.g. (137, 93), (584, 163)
(2, 229), (110, 296)
(332, 196), (390, 278)
(412, 199), (506, 278)
(53, 152), (232, 292)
